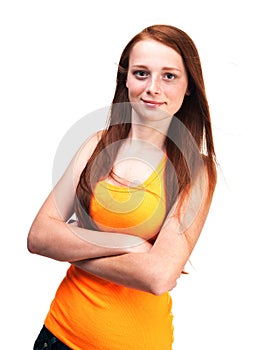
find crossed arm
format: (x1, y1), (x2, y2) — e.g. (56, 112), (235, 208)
(72, 184), (212, 295)
(27, 133), (215, 295)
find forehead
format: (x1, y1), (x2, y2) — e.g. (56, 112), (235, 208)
(129, 39), (184, 68)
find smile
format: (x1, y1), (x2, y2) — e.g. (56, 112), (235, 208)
(141, 99), (164, 108)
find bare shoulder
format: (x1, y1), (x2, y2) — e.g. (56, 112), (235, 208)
(73, 129), (104, 178)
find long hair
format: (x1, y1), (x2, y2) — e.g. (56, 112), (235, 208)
(75, 24), (217, 229)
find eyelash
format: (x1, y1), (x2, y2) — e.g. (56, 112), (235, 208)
(164, 73), (176, 80)
(133, 70), (149, 79)
(132, 70), (176, 80)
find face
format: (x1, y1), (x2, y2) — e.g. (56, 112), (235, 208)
(126, 39), (189, 123)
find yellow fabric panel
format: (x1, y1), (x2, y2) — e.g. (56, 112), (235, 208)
(90, 155), (167, 240)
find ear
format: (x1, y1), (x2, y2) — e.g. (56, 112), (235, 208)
(185, 88), (191, 96)
(126, 79), (128, 89)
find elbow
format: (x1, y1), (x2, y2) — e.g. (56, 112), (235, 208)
(27, 229), (39, 255)
(148, 271), (179, 296)
(150, 281), (177, 296)
(27, 223), (45, 255)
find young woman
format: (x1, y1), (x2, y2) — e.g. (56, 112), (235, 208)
(28, 24), (217, 350)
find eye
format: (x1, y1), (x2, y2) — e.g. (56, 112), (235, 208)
(133, 70), (149, 79)
(164, 73), (176, 80)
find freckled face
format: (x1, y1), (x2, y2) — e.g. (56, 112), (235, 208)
(126, 39), (189, 122)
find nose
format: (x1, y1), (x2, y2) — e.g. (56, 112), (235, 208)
(146, 75), (161, 95)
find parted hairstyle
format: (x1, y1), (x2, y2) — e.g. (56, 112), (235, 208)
(75, 24), (217, 230)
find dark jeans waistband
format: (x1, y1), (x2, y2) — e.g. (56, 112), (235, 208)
(33, 325), (71, 350)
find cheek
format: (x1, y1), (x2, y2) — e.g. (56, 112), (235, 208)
(166, 85), (187, 103)
(127, 78), (145, 98)
(164, 86), (187, 115)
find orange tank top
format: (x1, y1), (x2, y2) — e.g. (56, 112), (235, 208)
(44, 155), (174, 350)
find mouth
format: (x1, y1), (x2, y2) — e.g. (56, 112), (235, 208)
(141, 99), (164, 108)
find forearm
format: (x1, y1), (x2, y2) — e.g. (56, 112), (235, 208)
(72, 226), (185, 294)
(27, 214), (148, 262)
(72, 250), (172, 295)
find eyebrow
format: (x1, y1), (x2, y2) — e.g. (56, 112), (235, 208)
(130, 64), (182, 72)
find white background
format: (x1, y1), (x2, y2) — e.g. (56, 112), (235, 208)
(1, 0), (257, 349)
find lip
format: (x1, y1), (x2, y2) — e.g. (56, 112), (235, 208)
(141, 99), (164, 108)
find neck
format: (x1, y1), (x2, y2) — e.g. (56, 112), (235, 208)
(130, 109), (171, 150)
